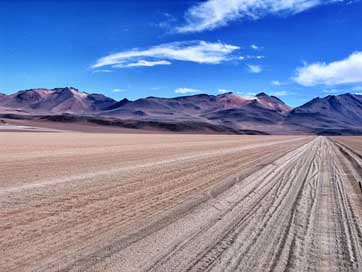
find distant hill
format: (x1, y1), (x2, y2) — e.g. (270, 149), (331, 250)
(1, 87), (362, 135)
(287, 93), (362, 134)
(0, 87), (116, 114)
(101, 92), (291, 122)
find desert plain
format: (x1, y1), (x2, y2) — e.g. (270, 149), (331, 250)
(1, 132), (362, 272)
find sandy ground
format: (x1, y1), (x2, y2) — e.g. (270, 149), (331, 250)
(1, 133), (362, 271)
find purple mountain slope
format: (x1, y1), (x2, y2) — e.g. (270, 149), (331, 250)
(286, 93), (362, 133)
(1, 88), (362, 134)
(0, 87), (116, 114)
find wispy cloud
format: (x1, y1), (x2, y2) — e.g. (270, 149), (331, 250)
(294, 51), (362, 86)
(112, 88), (125, 93)
(175, 88), (202, 94)
(247, 64), (262, 74)
(176, 0), (344, 33)
(271, 80), (281, 86)
(114, 60), (171, 68)
(153, 12), (177, 29)
(250, 44), (261, 51)
(92, 41), (240, 70)
(240, 55), (265, 60)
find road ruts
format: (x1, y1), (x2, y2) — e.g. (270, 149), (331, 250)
(0, 135), (312, 272)
(332, 137), (362, 194)
(87, 137), (362, 272)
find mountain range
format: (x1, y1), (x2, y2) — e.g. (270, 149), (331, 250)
(1, 87), (362, 135)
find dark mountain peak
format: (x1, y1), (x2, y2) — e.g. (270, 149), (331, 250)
(53, 89), (74, 100)
(116, 98), (131, 106)
(302, 96), (320, 105)
(14, 88), (50, 102)
(174, 93), (217, 102)
(304, 93), (360, 106)
(217, 92), (233, 96)
(337, 93), (361, 100)
(340, 92), (354, 96)
(191, 93), (214, 98)
(53, 86), (79, 92)
(256, 92), (268, 97)
(16, 88), (48, 94)
(253, 92), (292, 113)
(105, 98), (130, 111)
(324, 94), (351, 101)
(52, 87), (84, 95)
(88, 93), (116, 102)
(270, 95), (285, 103)
(289, 92), (362, 130)
(120, 98), (130, 103)
(322, 93), (360, 101)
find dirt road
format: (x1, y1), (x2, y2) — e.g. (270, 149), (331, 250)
(1, 134), (362, 271)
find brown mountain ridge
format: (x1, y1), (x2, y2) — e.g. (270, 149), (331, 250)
(0, 87), (362, 135)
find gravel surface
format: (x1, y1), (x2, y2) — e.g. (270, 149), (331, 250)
(1, 134), (361, 271)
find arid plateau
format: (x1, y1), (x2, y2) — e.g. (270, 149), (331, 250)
(1, 132), (362, 271)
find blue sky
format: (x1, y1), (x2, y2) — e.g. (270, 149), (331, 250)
(1, 0), (362, 107)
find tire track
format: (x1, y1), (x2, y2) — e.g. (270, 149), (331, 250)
(3, 135), (362, 272)
(0, 135), (311, 272)
(89, 137), (362, 272)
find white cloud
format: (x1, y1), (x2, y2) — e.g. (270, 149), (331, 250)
(243, 55), (265, 60)
(251, 44), (260, 50)
(175, 88), (202, 94)
(294, 51), (362, 86)
(92, 41), (240, 70)
(154, 12), (177, 29)
(247, 64), (262, 74)
(112, 89), (125, 93)
(114, 60), (171, 68)
(271, 80), (281, 86)
(176, 0), (343, 33)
